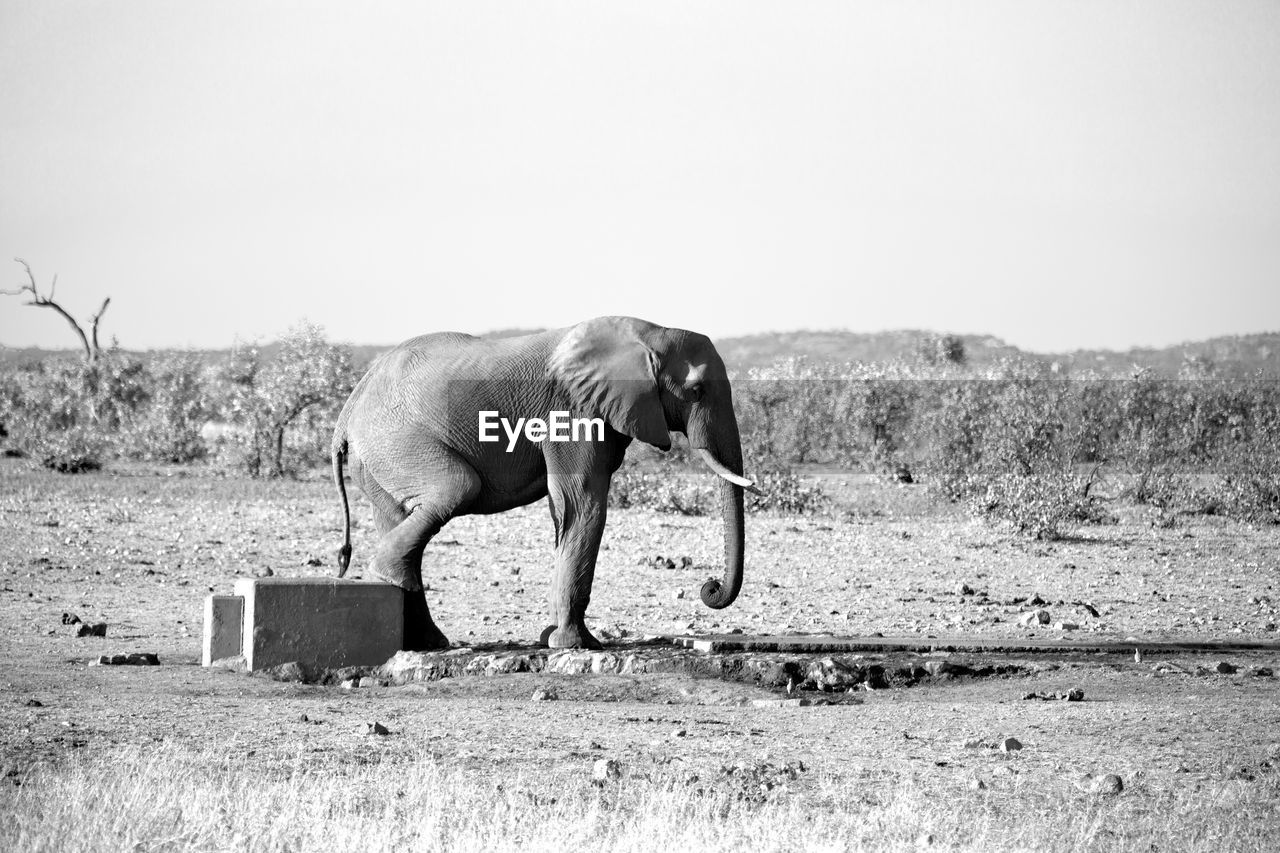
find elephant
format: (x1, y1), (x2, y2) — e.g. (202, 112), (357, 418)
(330, 316), (759, 650)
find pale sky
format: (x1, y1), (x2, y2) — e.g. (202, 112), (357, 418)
(1, 1), (1277, 353)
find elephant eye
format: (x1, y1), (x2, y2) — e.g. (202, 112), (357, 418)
(686, 383), (704, 401)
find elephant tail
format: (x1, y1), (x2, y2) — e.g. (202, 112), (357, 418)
(333, 439), (353, 578)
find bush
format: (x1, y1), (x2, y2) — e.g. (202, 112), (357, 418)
(747, 464), (830, 515)
(0, 353), (148, 472)
(214, 323), (356, 477)
(118, 352), (214, 464)
(918, 366), (1109, 539)
(609, 459), (827, 517)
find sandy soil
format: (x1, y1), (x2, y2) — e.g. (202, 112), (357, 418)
(1, 459), (1278, 796)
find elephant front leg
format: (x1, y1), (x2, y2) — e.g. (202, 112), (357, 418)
(542, 467), (612, 650)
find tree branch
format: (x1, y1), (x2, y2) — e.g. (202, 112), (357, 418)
(89, 297), (111, 360)
(6, 258), (97, 362)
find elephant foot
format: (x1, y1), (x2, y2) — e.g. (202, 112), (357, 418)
(403, 591), (449, 651)
(404, 622), (450, 652)
(544, 623), (602, 650)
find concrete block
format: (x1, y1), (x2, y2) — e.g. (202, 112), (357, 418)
(202, 595), (244, 666)
(233, 577), (404, 671)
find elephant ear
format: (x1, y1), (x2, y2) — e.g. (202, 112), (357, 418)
(548, 317), (672, 451)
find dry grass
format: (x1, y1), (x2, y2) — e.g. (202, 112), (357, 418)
(3, 745), (1278, 852)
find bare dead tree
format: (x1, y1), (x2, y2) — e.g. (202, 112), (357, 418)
(2, 258), (111, 363)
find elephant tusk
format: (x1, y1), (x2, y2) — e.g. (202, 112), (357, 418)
(696, 448), (766, 496)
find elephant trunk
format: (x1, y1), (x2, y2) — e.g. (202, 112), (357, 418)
(697, 446), (747, 610)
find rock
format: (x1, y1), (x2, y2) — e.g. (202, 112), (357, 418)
(380, 650), (450, 684)
(674, 589), (686, 600)
(806, 657), (865, 689)
(958, 583), (975, 596)
(75, 622), (107, 637)
(299, 713), (309, 722)
(210, 655), (248, 672)
(89, 652), (158, 666)
(1053, 621), (1079, 631)
(357, 676), (378, 688)
(1091, 774), (1123, 795)
(61, 612), (81, 625)
(1066, 688), (1085, 702)
(915, 832), (936, 847)
(968, 777), (986, 790)
(592, 758), (622, 783)
(1018, 609), (1051, 627)
(365, 722), (390, 736)
(999, 737), (1023, 753)
(1215, 661), (1238, 675)
(1028, 594), (1047, 606)
(263, 661), (311, 682)
(531, 688), (558, 701)
(24, 698), (43, 708)
(340, 678), (360, 689)
(255, 567), (274, 578)
(671, 728), (688, 738)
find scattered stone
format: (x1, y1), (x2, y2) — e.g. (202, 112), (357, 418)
(915, 832), (936, 847)
(89, 652), (159, 666)
(24, 699), (43, 708)
(1053, 621), (1079, 631)
(1091, 774), (1123, 795)
(357, 676), (378, 688)
(1018, 609), (1051, 627)
(305, 557), (323, 567)
(1250, 667), (1274, 678)
(959, 738), (986, 749)
(299, 713), (309, 722)
(957, 583), (975, 596)
(671, 728), (688, 738)
(75, 622), (107, 637)
(255, 567), (274, 578)
(968, 777), (986, 790)
(1027, 594), (1047, 606)
(1215, 661), (1238, 675)
(340, 678), (360, 690)
(61, 612), (81, 625)
(593, 758), (622, 783)
(999, 737), (1023, 753)
(674, 589), (686, 600)
(365, 722), (390, 736)
(1134, 648), (1143, 663)
(1021, 689), (1084, 702)
(531, 688), (558, 702)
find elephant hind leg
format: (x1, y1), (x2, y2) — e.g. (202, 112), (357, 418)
(371, 454), (481, 652)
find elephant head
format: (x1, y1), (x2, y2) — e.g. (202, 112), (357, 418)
(548, 316), (758, 610)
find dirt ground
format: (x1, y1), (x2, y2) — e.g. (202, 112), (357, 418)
(2, 458), (1279, 797)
